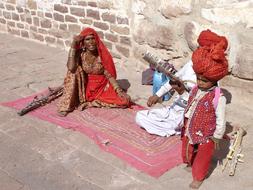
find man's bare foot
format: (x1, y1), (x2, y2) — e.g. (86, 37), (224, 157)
(189, 180), (203, 189)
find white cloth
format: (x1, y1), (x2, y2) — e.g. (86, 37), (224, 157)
(136, 60), (197, 137)
(156, 60), (196, 97)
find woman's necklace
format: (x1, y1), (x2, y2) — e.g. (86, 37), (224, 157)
(84, 52), (98, 65)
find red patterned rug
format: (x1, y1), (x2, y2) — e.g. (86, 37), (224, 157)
(1, 91), (182, 177)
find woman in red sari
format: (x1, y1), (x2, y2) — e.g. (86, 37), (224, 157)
(57, 27), (131, 116)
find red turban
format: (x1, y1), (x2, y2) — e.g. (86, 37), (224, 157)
(192, 29), (228, 82)
(80, 27), (117, 78)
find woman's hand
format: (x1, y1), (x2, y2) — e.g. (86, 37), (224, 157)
(147, 95), (160, 107)
(116, 88), (131, 101)
(71, 35), (84, 48)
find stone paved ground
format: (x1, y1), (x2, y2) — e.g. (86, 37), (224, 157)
(0, 33), (252, 190)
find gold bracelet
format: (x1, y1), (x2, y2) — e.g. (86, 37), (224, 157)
(109, 77), (119, 90)
(69, 48), (76, 57)
(114, 86), (119, 90)
(113, 83), (120, 90)
(115, 87), (123, 93)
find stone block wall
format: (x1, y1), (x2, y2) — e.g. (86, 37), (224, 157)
(0, 0), (131, 60)
(0, 0), (253, 82)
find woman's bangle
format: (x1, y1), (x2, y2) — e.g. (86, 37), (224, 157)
(69, 48), (76, 57)
(115, 87), (123, 93)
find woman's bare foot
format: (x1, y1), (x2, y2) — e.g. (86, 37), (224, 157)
(189, 180), (203, 189)
(78, 102), (94, 110)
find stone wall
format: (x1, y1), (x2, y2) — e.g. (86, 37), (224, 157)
(0, 0), (131, 60)
(0, 0), (252, 81)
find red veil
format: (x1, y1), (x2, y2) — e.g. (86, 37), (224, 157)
(80, 27), (117, 78)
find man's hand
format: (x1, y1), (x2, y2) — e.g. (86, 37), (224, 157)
(147, 95), (160, 107)
(210, 136), (221, 150)
(170, 79), (185, 95)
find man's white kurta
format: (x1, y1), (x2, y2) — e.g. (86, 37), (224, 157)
(135, 60), (196, 137)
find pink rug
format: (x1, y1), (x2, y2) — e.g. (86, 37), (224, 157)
(1, 91), (182, 177)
